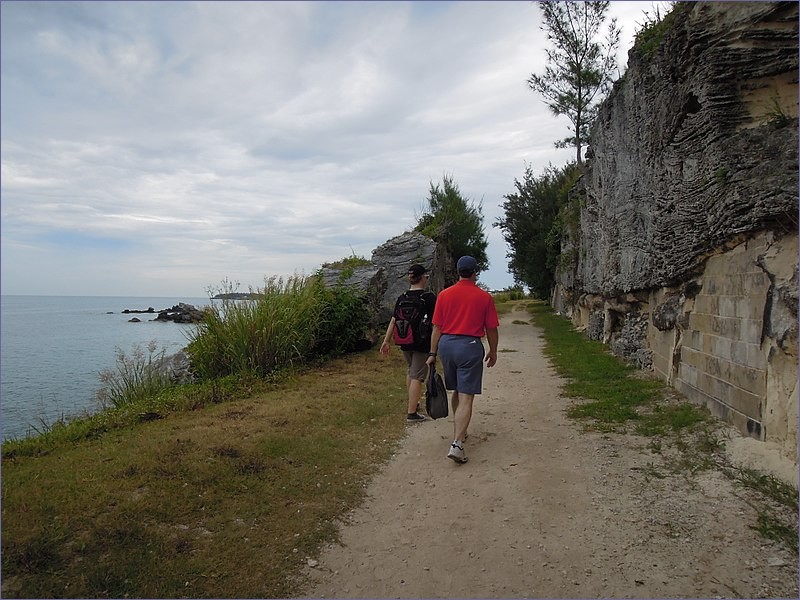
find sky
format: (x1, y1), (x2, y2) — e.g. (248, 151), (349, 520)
(1, 0), (668, 297)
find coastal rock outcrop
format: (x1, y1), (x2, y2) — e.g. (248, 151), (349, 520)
(154, 303), (209, 323)
(121, 303), (209, 323)
(320, 230), (454, 343)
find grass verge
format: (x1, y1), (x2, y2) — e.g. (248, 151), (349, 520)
(1, 349), (409, 598)
(527, 300), (798, 555)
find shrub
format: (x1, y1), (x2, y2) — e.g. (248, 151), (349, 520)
(187, 275), (368, 379)
(493, 286), (527, 303)
(312, 282), (370, 358)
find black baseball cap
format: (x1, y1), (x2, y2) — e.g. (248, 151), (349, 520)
(408, 264), (428, 277)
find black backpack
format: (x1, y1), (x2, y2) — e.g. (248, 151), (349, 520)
(392, 291), (433, 346)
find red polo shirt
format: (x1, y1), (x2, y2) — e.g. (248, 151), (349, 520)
(432, 279), (500, 338)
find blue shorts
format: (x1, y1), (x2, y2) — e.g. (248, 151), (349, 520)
(438, 334), (485, 395)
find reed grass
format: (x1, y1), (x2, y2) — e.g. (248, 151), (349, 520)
(95, 341), (175, 409)
(188, 275), (332, 379)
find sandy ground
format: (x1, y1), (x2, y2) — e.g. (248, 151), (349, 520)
(301, 308), (799, 599)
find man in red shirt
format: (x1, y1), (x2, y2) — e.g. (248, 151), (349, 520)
(426, 256), (499, 463)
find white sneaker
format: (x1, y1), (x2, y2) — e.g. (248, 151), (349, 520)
(447, 442), (467, 464)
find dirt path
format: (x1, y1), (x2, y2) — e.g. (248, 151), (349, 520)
(302, 308), (798, 599)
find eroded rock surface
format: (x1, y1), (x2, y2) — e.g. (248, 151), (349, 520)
(553, 2), (798, 461)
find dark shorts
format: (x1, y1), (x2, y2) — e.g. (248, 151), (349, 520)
(438, 334), (485, 395)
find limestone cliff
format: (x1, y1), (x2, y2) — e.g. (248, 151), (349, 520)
(552, 2), (798, 461)
(320, 231), (454, 342)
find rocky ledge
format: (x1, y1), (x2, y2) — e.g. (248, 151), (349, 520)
(125, 303), (209, 323)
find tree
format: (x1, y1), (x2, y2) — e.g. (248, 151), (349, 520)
(494, 163), (579, 299)
(416, 174), (489, 272)
(528, 1), (620, 165)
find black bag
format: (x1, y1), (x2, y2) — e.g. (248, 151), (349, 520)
(425, 364), (449, 419)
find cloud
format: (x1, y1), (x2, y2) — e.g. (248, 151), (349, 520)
(1, 0), (668, 296)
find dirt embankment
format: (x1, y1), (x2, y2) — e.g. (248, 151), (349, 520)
(301, 309), (799, 599)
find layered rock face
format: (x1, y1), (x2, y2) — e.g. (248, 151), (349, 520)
(320, 230), (453, 342)
(552, 2), (798, 460)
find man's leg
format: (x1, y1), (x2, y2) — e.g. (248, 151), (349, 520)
(453, 392), (474, 443)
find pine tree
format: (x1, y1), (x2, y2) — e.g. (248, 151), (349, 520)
(416, 174), (489, 273)
(528, 1), (620, 165)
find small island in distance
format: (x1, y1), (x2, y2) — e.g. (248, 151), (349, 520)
(211, 292), (262, 300)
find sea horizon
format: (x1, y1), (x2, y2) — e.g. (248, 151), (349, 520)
(1, 294), (212, 441)
(2, 293), (214, 299)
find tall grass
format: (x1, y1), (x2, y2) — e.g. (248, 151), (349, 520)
(188, 275), (368, 380)
(96, 341), (175, 409)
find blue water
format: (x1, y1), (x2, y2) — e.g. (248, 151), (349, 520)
(0, 295), (211, 441)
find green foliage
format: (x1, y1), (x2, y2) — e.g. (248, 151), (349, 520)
(495, 163), (579, 299)
(188, 276), (320, 379)
(528, 304), (663, 429)
(492, 286), (527, 303)
(752, 513), (798, 554)
(528, 0), (621, 164)
(415, 174), (489, 273)
(634, 402), (710, 437)
(733, 467), (799, 511)
(187, 275), (367, 380)
(95, 341), (175, 409)
(763, 91), (792, 129)
(632, 2), (682, 58)
(312, 282), (370, 358)
(322, 253), (372, 271)
(733, 467), (799, 552)
(714, 166), (730, 186)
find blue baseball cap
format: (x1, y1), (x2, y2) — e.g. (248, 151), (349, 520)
(457, 256), (478, 273)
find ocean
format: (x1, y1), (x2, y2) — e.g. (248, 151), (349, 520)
(0, 295), (211, 441)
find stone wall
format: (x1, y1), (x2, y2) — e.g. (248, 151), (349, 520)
(551, 2), (799, 463)
(648, 232), (797, 456)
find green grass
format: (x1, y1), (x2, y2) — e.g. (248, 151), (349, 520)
(631, 2), (685, 58)
(733, 460), (800, 553)
(752, 512), (799, 554)
(527, 300), (797, 553)
(529, 304), (663, 429)
(1, 349), (411, 598)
